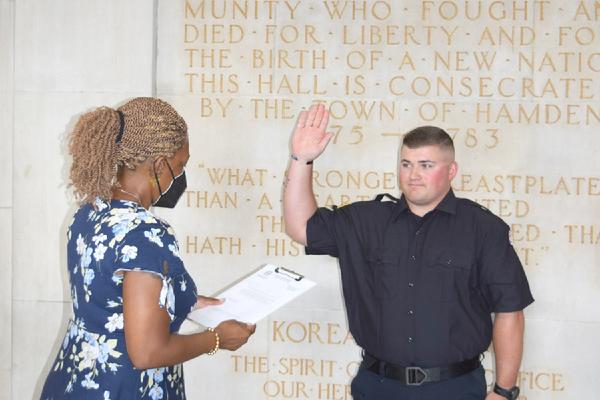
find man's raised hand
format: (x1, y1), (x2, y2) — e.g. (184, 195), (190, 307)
(291, 103), (332, 163)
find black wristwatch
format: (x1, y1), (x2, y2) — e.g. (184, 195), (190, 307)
(493, 383), (520, 400)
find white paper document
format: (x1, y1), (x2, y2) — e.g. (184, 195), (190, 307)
(187, 264), (316, 328)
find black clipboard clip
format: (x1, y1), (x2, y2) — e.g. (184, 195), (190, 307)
(274, 266), (304, 282)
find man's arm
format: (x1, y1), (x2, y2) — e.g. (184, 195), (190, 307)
(487, 311), (525, 399)
(283, 104), (331, 245)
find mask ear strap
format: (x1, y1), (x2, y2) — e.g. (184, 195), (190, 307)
(165, 160), (176, 178)
(153, 163), (164, 197)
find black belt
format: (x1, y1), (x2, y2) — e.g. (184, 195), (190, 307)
(361, 352), (481, 386)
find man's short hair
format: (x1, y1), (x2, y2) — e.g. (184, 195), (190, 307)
(402, 126), (454, 152)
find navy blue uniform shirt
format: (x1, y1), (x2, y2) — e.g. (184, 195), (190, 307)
(306, 190), (534, 367)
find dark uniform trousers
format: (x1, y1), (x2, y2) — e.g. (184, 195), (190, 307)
(351, 365), (487, 400)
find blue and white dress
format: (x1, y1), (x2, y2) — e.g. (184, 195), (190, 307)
(41, 198), (198, 399)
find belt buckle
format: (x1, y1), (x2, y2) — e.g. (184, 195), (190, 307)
(405, 366), (427, 386)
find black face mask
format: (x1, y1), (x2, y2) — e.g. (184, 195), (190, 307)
(153, 161), (187, 208)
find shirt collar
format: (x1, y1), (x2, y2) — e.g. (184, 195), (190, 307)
(436, 189), (458, 215)
(392, 189), (457, 220)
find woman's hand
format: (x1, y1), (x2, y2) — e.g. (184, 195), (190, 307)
(214, 320), (256, 351)
(194, 295), (224, 309)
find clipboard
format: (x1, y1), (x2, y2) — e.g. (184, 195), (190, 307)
(187, 264), (316, 328)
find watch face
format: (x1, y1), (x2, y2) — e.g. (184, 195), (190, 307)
(510, 387), (520, 400)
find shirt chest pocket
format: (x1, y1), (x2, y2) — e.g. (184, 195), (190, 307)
(425, 249), (473, 302)
(366, 249), (405, 300)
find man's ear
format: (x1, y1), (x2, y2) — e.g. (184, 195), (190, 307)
(448, 161), (458, 181)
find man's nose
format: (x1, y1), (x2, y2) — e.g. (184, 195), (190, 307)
(409, 168), (421, 180)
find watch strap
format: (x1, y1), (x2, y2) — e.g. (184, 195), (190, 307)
(493, 383), (519, 400)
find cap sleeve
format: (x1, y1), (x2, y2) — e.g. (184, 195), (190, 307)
(306, 207), (341, 257)
(113, 224), (176, 320)
(478, 221), (534, 313)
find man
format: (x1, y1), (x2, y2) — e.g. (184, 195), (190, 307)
(283, 104), (533, 400)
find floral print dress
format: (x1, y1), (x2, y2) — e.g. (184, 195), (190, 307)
(41, 199), (198, 400)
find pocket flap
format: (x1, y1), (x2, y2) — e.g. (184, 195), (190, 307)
(434, 249), (472, 270)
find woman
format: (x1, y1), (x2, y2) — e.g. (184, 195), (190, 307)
(41, 97), (255, 399)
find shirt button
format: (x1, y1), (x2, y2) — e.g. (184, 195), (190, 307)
(408, 282), (414, 288)
(410, 255), (416, 261)
(408, 337), (413, 343)
(415, 230), (421, 235)
(408, 310), (414, 316)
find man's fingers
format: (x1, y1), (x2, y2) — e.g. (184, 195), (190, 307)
(318, 109), (329, 130)
(305, 104), (318, 126)
(312, 103), (325, 127)
(296, 110), (307, 129)
(297, 104), (328, 133)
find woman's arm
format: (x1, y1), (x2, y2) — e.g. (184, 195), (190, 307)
(123, 271), (255, 369)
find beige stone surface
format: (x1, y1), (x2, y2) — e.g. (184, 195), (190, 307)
(0, 94), (12, 209)
(4, 0), (599, 399)
(155, 2), (600, 398)
(0, 209), (11, 400)
(14, 0), (154, 93)
(484, 318), (600, 399)
(0, 369), (10, 400)
(11, 93), (156, 303)
(0, 0), (14, 208)
(12, 300), (71, 400)
(0, 0), (13, 93)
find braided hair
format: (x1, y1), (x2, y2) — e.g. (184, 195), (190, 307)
(68, 97), (188, 203)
